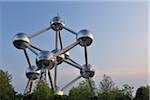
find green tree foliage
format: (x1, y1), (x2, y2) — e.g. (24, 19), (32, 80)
(0, 69), (16, 100)
(53, 95), (68, 100)
(15, 93), (24, 100)
(98, 90), (132, 100)
(99, 74), (116, 92)
(31, 80), (54, 100)
(1, 69), (149, 100)
(134, 85), (149, 100)
(122, 84), (134, 99)
(98, 74), (133, 100)
(69, 79), (96, 100)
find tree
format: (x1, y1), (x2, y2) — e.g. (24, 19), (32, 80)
(15, 93), (24, 100)
(53, 95), (68, 100)
(98, 75), (133, 100)
(69, 79), (96, 100)
(31, 80), (54, 100)
(99, 74), (116, 92)
(134, 85), (149, 100)
(0, 69), (16, 100)
(122, 84), (134, 99)
(98, 88), (133, 100)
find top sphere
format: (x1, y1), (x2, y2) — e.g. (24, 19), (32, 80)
(13, 33), (30, 49)
(50, 16), (65, 31)
(77, 29), (94, 46)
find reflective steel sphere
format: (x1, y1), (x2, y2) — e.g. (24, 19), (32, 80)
(51, 49), (67, 64)
(26, 66), (40, 80)
(13, 33), (30, 49)
(36, 51), (55, 69)
(77, 29), (94, 46)
(50, 16), (65, 31)
(80, 64), (95, 78)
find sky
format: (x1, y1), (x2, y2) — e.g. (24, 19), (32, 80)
(0, 1), (148, 95)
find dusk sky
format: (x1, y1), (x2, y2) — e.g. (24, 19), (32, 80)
(0, 1), (148, 95)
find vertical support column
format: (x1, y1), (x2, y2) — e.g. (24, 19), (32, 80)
(84, 46), (88, 66)
(58, 31), (63, 49)
(54, 64), (58, 91)
(23, 49), (32, 68)
(48, 69), (54, 91)
(55, 31), (59, 50)
(54, 31), (59, 91)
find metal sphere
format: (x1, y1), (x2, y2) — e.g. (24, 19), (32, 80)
(51, 49), (68, 64)
(77, 29), (94, 46)
(36, 51), (55, 70)
(50, 16), (65, 31)
(51, 49), (63, 64)
(13, 33), (30, 49)
(80, 64), (95, 79)
(26, 66), (40, 80)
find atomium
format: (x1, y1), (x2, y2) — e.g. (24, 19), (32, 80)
(13, 15), (95, 95)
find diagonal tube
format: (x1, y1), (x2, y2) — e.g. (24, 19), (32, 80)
(87, 78), (95, 94)
(48, 69), (54, 91)
(61, 75), (82, 91)
(25, 44), (38, 56)
(23, 49), (32, 68)
(29, 26), (51, 39)
(29, 80), (33, 93)
(63, 26), (78, 36)
(29, 44), (42, 51)
(24, 80), (30, 95)
(24, 80), (33, 95)
(52, 41), (79, 59)
(67, 57), (82, 69)
(58, 31), (63, 49)
(63, 59), (81, 70)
